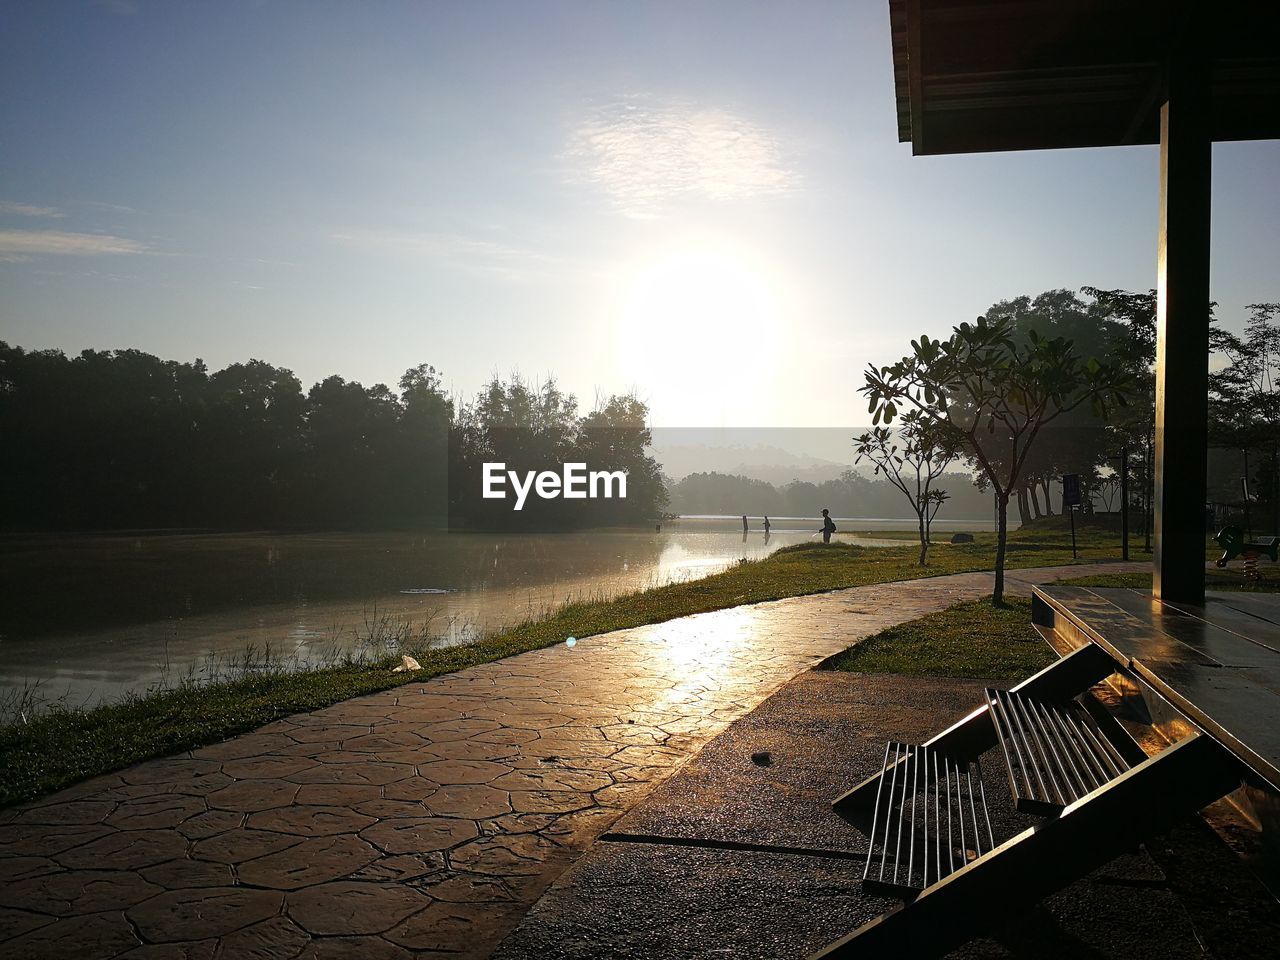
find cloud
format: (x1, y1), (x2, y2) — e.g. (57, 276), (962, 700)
(0, 201), (64, 218)
(0, 230), (147, 259)
(566, 96), (798, 217)
(332, 229), (569, 282)
(81, 200), (137, 214)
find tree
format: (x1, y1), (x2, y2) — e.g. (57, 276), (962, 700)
(1082, 287), (1159, 543)
(447, 375), (668, 530)
(1085, 286), (1227, 543)
(203, 360), (306, 524)
(982, 290), (1116, 522)
(577, 394), (669, 524)
(304, 375), (404, 525)
(450, 375), (581, 530)
(854, 410), (960, 565)
(1210, 303), (1280, 530)
(398, 364), (453, 524)
(862, 315), (1131, 604)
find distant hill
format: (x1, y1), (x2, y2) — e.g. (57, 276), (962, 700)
(651, 442), (853, 485)
(664, 469), (995, 521)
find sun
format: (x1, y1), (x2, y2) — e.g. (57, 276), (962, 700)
(616, 243), (783, 418)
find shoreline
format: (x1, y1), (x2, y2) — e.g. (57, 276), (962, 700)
(0, 517), (1234, 809)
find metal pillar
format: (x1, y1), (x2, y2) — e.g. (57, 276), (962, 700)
(1153, 43), (1211, 605)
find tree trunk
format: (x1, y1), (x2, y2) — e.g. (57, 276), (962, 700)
(1029, 484), (1044, 520)
(1016, 487), (1031, 525)
(1040, 478), (1055, 516)
(994, 492), (1009, 605)
(918, 510), (928, 566)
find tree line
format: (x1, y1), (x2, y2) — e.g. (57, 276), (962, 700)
(0, 343), (666, 531)
(860, 287), (1279, 599)
(979, 290), (1278, 532)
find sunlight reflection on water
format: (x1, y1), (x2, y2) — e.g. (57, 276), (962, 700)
(0, 518), (944, 707)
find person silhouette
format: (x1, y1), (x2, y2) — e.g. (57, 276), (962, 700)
(821, 508), (836, 544)
(742, 514), (749, 534)
(763, 516), (771, 534)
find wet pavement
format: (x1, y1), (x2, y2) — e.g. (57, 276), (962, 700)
(496, 672), (1208, 960)
(0, 562), (1149, 959)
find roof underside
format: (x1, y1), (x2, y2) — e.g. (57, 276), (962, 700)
(889, 0), (1280, 155)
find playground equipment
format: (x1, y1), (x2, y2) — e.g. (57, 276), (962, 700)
(1214, 526), (1279, 580)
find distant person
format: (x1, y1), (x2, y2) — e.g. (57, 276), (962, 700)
(742, 514), (749, 534)
(821, 508), (836, 544)
(763, 516), (771, 533)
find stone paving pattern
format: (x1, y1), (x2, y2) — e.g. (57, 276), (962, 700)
(0, 562), (1147, 959)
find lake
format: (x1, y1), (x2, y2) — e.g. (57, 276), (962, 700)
(0, 515), (989, 709)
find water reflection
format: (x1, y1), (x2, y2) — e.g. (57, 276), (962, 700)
(0, 518), (914, 706)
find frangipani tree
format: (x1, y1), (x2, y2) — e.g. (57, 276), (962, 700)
(854, 409), (961, 566)
(862, 315), (1132, 604)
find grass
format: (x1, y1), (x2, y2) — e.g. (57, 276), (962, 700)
(820, 538), (1280, 686)
(1060, 566), (1280, 592)
(0, 515), (1199, 808)
(823, 596), (1054, 682)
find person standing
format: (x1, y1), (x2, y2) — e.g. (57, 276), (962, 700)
(821, 508), (836, 544)
(763, 516), (771, 534)
(742, 514), (749, 533)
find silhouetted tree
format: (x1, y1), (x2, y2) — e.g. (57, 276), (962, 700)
(0, 346), (666, 532)
(862, 316), (1132, 603)
(397, 364), (453, 524)
(854, 410), (961, 565)
(1211, 303), (1280, 530)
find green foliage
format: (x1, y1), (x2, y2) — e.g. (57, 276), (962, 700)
(861, 312), (1134, 602)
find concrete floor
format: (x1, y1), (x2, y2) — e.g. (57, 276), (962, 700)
(495, 671), (1262, 960)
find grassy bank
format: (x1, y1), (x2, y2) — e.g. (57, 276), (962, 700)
(0, 516), (1154, 807)
(824, 596), (1053, 682)
(822, 555), (1280, 685)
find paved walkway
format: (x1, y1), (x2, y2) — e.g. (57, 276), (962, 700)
(0, 562), (1148, 959)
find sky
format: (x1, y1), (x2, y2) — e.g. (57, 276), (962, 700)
(2, 0), (1277, 428)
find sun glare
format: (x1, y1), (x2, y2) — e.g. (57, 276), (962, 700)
(617, 244), (783, 419)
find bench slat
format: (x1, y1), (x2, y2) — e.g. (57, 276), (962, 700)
(861, 742), (993, 899)
(986, 689), (1130, 815)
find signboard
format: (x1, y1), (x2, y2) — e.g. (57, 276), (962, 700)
(1062, 473), (1082, 508)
